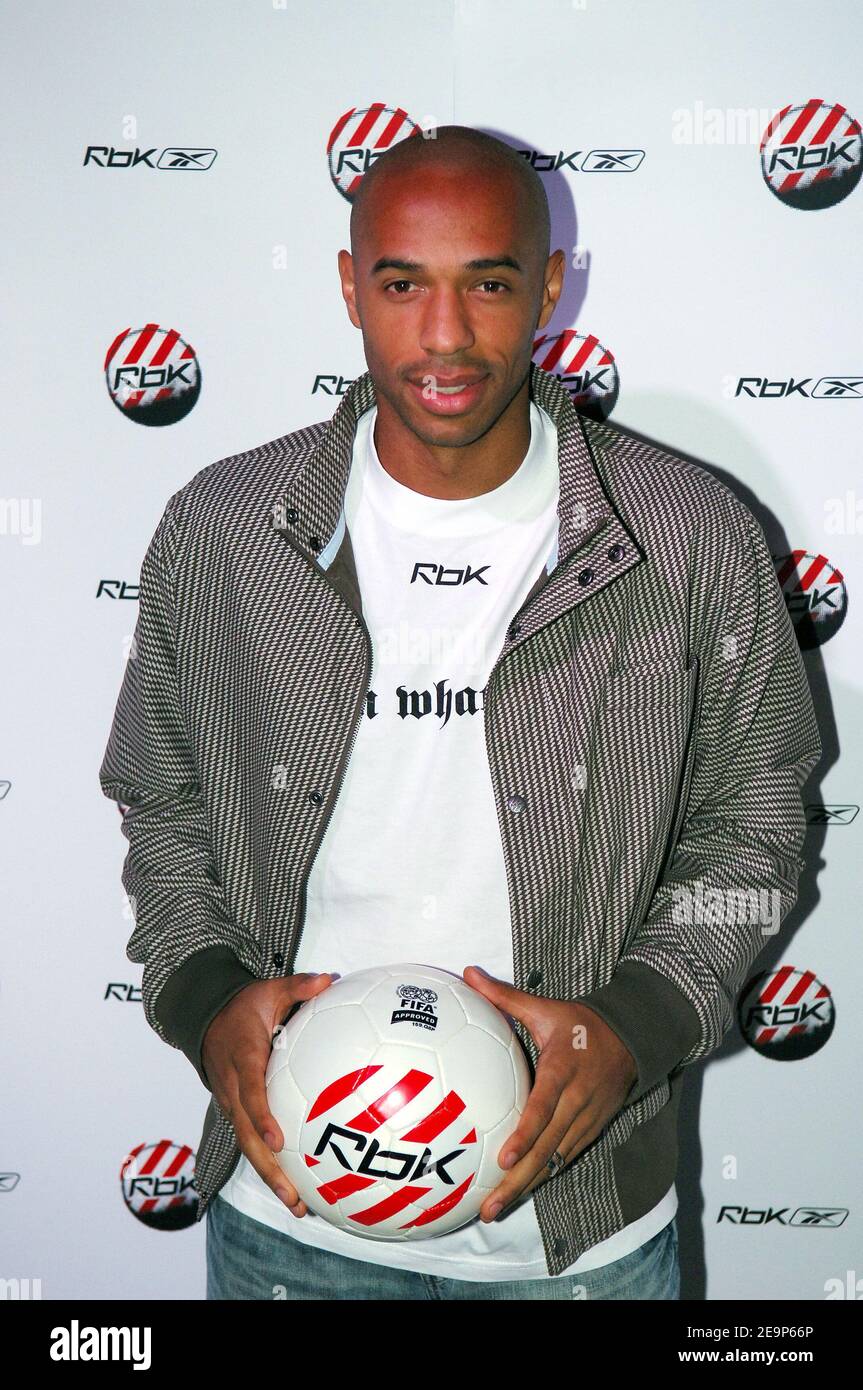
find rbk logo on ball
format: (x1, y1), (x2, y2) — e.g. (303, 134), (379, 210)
(760, 100), (862, 210)
(104, 323), (201, 426)
(532, 329), (619, 419)
(327, 104), (423, 201)
(303, 1064), (476, 1229)
(267, 964), (530, 1240)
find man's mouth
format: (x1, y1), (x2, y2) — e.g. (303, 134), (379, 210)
(405, 373), (490, 413)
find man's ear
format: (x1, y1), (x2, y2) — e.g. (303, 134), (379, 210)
(338, 249), (362, 331)
(536, 248), (566, 331)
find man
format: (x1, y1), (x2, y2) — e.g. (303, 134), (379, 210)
(99, 126), (821, 1300)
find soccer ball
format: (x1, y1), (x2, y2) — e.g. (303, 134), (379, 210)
(266, 962), (531, 1240)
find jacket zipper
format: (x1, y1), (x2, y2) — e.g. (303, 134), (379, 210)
(273, 524), (372, 977)
(480, 514), (617, 1013)
(289, 671), (368, 975)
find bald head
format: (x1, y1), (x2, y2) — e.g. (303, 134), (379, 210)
(338, 124), (565, 459)
(349, 125), (550, 267)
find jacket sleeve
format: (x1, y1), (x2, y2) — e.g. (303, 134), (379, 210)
(98, 491), (260, 1091)
(577, 502), (823, 1105)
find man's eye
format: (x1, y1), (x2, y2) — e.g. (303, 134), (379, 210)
(384, 280), (510, 295)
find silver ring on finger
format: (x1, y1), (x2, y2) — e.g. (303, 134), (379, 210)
(545, 1148), (566, 1178)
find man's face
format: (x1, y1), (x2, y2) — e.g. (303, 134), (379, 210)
(339, 163), (563, 448)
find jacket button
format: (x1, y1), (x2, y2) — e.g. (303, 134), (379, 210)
(285, 507), (298, 523)
(506, 794), (526, 813)
(308, 789), (324, 806)
(577, 567), (594, 586)
(608, 543), (625, 562)
(507, 622), (522, 641)
(308, 535), (322, 552)
(526, 967), (543, 989)
(273, 952), (285, 970)
(553, 1236), (568, 1257)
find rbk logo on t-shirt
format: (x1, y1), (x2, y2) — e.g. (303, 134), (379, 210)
(411, 562), (490, 586)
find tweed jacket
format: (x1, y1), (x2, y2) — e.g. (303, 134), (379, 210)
(99, 361), (822, 1276)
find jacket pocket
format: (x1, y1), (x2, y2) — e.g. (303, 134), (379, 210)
(601, 655), (696, 709)
(576, 656), (699, 952)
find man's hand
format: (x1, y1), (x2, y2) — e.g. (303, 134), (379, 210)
(462, 965), (638, 1222)
(202, 971), (333, 1217)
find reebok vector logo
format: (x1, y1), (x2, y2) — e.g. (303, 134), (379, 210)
(83, 145), (217, 171)
(805, 803), (859, 825)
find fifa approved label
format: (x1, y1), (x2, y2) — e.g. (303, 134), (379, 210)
(391, 983), (439, 1030)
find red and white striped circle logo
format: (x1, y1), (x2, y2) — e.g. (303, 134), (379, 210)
(104, 323), (201, 426)
(327, 104), (423, 201)
(738, 967), (835, 1060)
(120, 1139), (197, 1230)
(774, 549), (847, 648)
(761, 100), (863, 210)
(300, 1064), (478, 1233)
(532, 328), (618, 418)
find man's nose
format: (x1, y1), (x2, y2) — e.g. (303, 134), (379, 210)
(418, 285), (476, 358)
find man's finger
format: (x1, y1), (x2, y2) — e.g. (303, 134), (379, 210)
(283, 971), (334, 1006)
(521, 1109), (609, 1202)
(480, 1088), (593, 1222)
(271, 972), (334, 1038)
(480, 1100), (573, 1222)
(238, 1055), (285, 1153)
(233, 978), (334, 1150)
(461, 965), (538, 1028)
(496, 1055), (569, 1170)
(233, 1112), (308, 1217)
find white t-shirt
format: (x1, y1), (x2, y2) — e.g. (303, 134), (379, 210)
(218, 399), (676, 1279)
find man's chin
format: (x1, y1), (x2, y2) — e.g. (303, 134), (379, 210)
(402, 407), (496, 450)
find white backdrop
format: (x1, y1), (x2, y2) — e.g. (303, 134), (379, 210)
(3, 0), (860, 1301)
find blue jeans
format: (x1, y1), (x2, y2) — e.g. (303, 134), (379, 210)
(206, 1194), (680, 1300)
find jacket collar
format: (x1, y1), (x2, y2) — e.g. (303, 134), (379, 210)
(271, 362), (643, 630)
